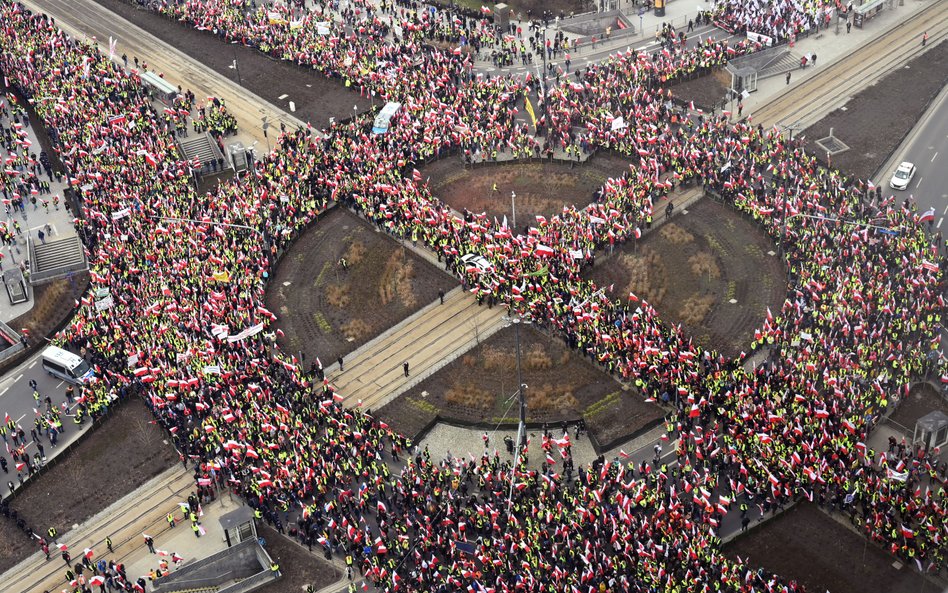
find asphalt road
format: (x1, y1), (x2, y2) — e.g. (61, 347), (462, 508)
(884, 86), (948, 230)
(477, 22), (737, 79)
(0, 346), (94, 497)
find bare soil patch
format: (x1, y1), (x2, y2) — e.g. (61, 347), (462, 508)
(803, 41), (948, 181)
(256, 525), (342, 593)
(726, 503), (931, 593)
(377, 324), (663, 448)
(0, 273), (90, 377)
(89, 0), (371, 128)
(266, 207), (457, 365)
(421, 152), (632, 230)
(668, 68), (729, 112)
(585, 198), (786, 358)
(890, 382), (948, 431)
(0, 397), (177, 574)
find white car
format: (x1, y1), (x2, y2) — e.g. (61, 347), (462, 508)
(461, 253), (493, 273)
(890, 162), (916, 190)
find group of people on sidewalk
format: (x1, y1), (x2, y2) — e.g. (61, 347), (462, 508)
(0, 0), (946, 591)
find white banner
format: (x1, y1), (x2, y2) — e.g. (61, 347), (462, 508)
(886, 468), (909, 482)
(746, 31), (774, 47)
(94, 296), (114, 311)
(227, 322), (265, 343)
(112, 207), (131, 221)
(203, 365), (221, 375)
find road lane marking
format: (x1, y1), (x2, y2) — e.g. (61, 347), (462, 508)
(942, 204), (948, 215)
(938, 217), (944, 229)
(278, 94), (289, 100)
(916, 177), (923, 189)
(13, 374), (22, 384)
(28, 361), (36, 369)
(0, 387), (7, 397)
(933, 152), (939, 162)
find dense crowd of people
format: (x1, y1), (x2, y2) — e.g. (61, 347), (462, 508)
(712, 0), (839, 40)
(0, 0), (946, 591)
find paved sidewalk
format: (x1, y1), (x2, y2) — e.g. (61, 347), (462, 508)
(1, 102), (78, 324)
(332, 286), (505, 411)
(740, 0), (939, 128)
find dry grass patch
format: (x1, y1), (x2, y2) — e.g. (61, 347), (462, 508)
(379, 250), (416, 308)
(689, 251), (720, 279)
(679, 294), (715, 326)
(659, 223), (694, 245)
(528, 384), (579, 412)
(325, 283), (350, 308)
(344, 240), (367, 265)
(523, 344), (554, 370)
(341, 319), (372, 341)
(445, 382), (493, 409)
(618, 250), (667, 306)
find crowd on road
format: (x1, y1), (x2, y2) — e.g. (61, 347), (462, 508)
(712, 0), (839, 41)
(0, 0), (947, 591)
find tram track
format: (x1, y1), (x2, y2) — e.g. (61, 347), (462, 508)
(1, 467), (194, 593)
(755, 2), (948, 130)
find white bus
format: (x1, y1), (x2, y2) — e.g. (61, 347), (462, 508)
(371, 102), (402, 135)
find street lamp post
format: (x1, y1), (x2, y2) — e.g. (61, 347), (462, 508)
(540, 27), (548, 129)
(511, 191), (517, 229)
(230, 44), (242, 86)
(261, 116), (271, 152)
(503, 314), (528, 518)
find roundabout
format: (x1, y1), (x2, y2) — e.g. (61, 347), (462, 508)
(0, 0), (945, 591)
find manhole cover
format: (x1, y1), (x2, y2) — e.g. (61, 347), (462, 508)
(816, 135), (850, 155)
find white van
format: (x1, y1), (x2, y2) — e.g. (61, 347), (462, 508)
(42, 346), (95, 385)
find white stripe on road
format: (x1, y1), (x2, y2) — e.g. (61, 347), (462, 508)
(0, 387), (7, 397)
(916, 177), (923, 189)
(16, 414), (25, 423)
(938, 217), (944, 229)
(942, 204), (948, 215)
(932, 152), (939, 162)
(28, 361), (36, 369)
(13, 374), (22, 384)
